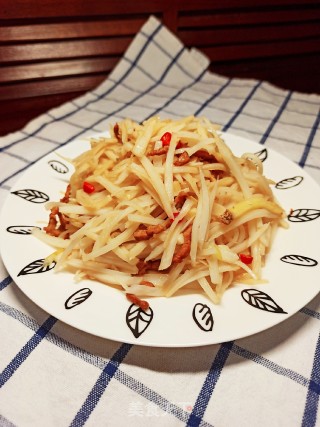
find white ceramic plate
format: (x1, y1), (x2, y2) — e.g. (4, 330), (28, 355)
(1, 133), (319, 347)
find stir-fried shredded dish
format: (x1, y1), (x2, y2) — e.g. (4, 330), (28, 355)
(35, 116), (287, 309)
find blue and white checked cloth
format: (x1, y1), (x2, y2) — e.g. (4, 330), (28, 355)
(0, 16), (319, 427)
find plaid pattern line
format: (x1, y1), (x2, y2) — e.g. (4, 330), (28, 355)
(0, 15), (320, 427)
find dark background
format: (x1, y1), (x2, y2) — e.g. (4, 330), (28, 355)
(0, 0), (319, 136)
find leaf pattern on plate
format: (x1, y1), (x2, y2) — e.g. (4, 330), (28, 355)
(18, 258), (56, 276)
(254, 148), (268, 162)
(48, 160), (69, 174)
(241, 289), (287, 314)
(192, 303), (214, 332)
(65, 288), (92, 309)
(126, 304), (154, 338)
(11, 189), (49, 203)
(275, 176), (303, 189)
(6, 225), (41, 235)
(288, 208), (320, 222)
(280, 254), (318, 267)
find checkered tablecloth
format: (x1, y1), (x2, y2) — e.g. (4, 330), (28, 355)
(0, 16), (319, 427)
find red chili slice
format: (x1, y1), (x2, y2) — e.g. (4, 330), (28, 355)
(160, 132), (172, 146)
(170, 212), (183, 223)
(83, 181), (95, 194)
(160, 132), (187, 150)
(176, 141), (185, 149)
(239, 253), (253, 264)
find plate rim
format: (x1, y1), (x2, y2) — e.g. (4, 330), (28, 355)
(1, 131), (319, 347)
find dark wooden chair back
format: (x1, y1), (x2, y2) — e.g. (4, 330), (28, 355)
(1, 0), (319, 135)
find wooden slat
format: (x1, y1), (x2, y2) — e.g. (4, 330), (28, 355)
(0, 0), (169, 19)
(0, 38), (132, 63)
(178, 8), (320, 28)
(1, 0), (317, 20)
(0, 19), (145, 42)
(212, 53), (320, 93)
(0, 58), (119, 83)
(176, 0), (318, 11)
(202, 38), (320, 62)
(0, 75), (107, 100)
(179, 23), (320, 47)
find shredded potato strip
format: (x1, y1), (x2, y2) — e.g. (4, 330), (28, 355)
(164, 136), (177, 203)
(190, 176), (203, 265)
(198, 168), (210, 248)
(140, 156), (173, 218)
(215, 137), (251, 198)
